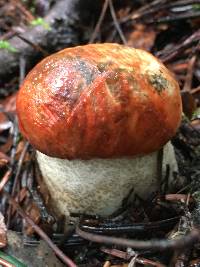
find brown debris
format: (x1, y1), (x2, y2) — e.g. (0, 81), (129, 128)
(126, 24), (156, 51)
(0, 0), (200, 266)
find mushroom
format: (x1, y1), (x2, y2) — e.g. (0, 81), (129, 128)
(16, 43), (182, 218)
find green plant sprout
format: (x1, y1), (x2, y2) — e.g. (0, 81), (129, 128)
(0, 40), (17, 53)
(30, 17), (51, 30)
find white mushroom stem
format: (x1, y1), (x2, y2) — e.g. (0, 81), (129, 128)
(37, 142), (178, 218)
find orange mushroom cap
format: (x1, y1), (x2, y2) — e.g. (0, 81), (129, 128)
(16, 43), (182, 159)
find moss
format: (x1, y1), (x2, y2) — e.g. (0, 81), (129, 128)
(97, 62), (109, 72)
(148, 73), (168, 93)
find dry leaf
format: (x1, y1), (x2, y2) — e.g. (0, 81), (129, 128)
(181, 91), (197, 119)
(0, 152), (10, 167)
(11, 188), (28, 216)
(126, 24), (156, 51)
(0, 135), (13, 154)
(15, 140), (30, 162)
(25, 201), (41, 235)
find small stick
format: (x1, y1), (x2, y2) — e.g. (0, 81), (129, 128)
(191, 86), (200, 94)
(108, 0), (127, 45)
(157, 148), (163, 195)
(89, 0), (109, 43)
(165, 194), (192, 203)
(9, 118), (19, 168)
(102, 248), (166, 266)
(11, 142), (29, 197)
(182, 55), (196, 92)
(0, 170), (11, 193)
(0, 258), (15, 267)
(76, 225), (200, 251)
(11, 0), (35, 22)
(136, 257), (166, 267)
(161, 29), (200, 63)
(7, 142), (29, 228)
(19, 55), (26, 85)
(16, 35), (48, 56)
(3, 191), (77, 267)
(120, 0), (167, 23)
(147, 12), (200, 24)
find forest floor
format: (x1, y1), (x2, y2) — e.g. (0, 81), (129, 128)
(0, 0), (200, 266)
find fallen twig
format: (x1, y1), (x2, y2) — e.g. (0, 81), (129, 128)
(108, 0), (127, 45)
(182, 55), (196, 92)
(76, 224), (200, 251)
(0, 170), (11, 193)
(89, 0), (109, 43)
(0, 257), (15, 267)
(159, 29), (200, 63)
(3, 191), (77, 267)
(101, 248), (166, 266)
(7, 142), (29, 228)
(80, 216), (179, 234)
(164, 194), (193, 203)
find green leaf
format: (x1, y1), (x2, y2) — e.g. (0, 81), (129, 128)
(0, 41), (17, 53)
(192, 107), (200, 120)
(192, 4), (200, 10)
(30, 17), (51, 30)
